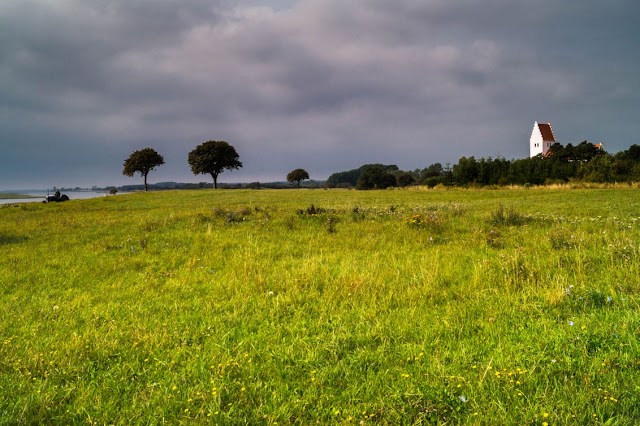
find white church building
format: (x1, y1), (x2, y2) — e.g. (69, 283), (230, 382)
(529, 121), (557, 157)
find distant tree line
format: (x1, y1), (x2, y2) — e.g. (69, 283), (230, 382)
(109, 180), (326, 192)
(121, 139), (640, 191)
(327, 142), (640, 189)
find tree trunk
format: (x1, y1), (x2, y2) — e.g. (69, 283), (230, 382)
(212, 174), (218, 189)
(144, 173), (148, 191)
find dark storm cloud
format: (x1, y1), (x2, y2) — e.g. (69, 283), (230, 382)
(1, 0), (639, 188)
(1, 1), (223, 109)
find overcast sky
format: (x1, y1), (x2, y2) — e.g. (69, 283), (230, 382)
(1, 0), (639, 189)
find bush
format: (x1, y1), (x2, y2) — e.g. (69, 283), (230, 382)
(298, 204), (325, 215)
(212, 207), (252, 223)
(490, 204), (530, 226)
(423, 177), (440, 188)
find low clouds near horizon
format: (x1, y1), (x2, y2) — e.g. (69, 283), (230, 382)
(2, 0), (638, 188)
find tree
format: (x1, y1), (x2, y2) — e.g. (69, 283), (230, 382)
(452, 156), (479, 185)
(187, 141), (242, 189)
(420, 163), (443, 180)
(286, 168), (310, 188)
(122, 147), (165, 191)
(623, 144), (640, 161)
(356, 165), (397, 190)
(574, 140), (602, 162)
(327, 164), (398, 187)
(396, 172), (415, 187)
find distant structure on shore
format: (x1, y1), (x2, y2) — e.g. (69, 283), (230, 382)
(529, 121), (605, 158)
(529, 121), (557, 158)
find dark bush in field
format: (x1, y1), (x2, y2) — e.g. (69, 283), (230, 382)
(490, 205), (530, 226)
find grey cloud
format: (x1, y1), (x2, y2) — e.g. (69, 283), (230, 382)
(1, 0), (639, 189)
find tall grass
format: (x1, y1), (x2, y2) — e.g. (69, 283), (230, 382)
(1, 188), (639, 424)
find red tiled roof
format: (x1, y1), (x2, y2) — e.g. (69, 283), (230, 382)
(538, 123), (556, 142)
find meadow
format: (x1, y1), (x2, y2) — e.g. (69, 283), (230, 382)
(1, 187), (639, 425)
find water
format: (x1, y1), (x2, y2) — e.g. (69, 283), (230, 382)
(0, 191), (113, 205)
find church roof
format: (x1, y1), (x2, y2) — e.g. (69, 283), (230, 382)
(537, 122), (556, 142)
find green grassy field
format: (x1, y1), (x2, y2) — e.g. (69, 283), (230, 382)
(1, 187), (639, 425)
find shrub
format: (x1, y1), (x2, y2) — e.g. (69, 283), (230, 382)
(298, 204), (325, 215)
(226, 212), (244, 223)
(212, 207), (252, 223)
(490, 204), (530, 226)
(423, 177), (440, 188)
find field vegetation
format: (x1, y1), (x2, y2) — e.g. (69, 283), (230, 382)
(1, 187), (639, 424)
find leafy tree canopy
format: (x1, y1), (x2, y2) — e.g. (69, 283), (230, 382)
(188, 141), (242, 189)
(396, 172), (416, 187)
(356, 165), (397, 190)
(327, 164), (398, 187)
(286, 168), (310, 188)
(624, 144), (640, 161)
(420, 163), (443, 180)
(122, 147), (165, 191)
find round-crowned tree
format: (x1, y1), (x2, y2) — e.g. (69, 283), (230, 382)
(122, 147), (165, 191)
(286, 168), (310, 189)
(188, 141), (242, 189)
